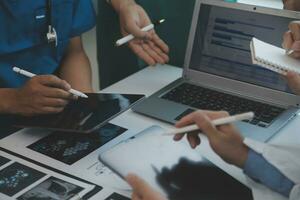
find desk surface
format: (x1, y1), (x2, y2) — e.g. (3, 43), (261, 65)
(102, 64), (300, 187)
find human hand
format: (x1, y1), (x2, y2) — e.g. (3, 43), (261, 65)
(282, 21), (300, 58)
(282, 0), (300, 11)
(284, 71), (300, 95)
(10, 75), (76, 116)
(174, 111), (249, 168)
(116, 0), (169, 66)
(126, 174), (166, 200)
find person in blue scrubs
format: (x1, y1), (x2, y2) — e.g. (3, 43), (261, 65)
(0, 0), (169, 117)
(0, 0), (96, 116)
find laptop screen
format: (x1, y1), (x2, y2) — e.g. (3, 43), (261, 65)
(189, 4), (296, 93)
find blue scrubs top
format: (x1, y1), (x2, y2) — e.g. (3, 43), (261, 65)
(0, 0), (96, 88)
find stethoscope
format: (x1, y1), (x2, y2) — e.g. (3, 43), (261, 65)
(46, 0), (58, 47)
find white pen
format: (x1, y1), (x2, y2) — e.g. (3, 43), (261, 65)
(286, 49), (294, 56)
(13, 67), (88, 98)
(163, 112), (254, 136)
(115, 19), (165, 47)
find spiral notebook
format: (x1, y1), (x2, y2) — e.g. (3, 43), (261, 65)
(250, 37), (300, 75)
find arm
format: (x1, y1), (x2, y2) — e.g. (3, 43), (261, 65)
(244, 149), (295, 197)
(175, 111), (295, 198)
(58, 36), (93, 93)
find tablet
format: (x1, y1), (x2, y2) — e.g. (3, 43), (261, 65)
(99, 126), (253, 200)
(10, 93), (145, 133)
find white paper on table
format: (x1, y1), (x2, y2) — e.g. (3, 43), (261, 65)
(0, 150), (95, 200)
(0, 126), (138, 191)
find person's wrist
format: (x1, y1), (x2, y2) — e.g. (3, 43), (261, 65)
(111, 0), (136, 13)
(236, 145), (249, 168)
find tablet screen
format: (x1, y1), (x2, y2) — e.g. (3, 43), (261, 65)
(12, 93), (145, 133)
(100, 126), (253, 200)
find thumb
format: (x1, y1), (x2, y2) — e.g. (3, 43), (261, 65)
(291, 41), (300, 51)
(126, 174), (151, 196)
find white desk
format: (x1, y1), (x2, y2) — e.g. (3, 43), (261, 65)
(102, 64), (300, 188)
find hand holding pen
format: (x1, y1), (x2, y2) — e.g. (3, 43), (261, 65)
(283, 21), (300, 57)
(117, 2), (169, 66)
(9, 67), (87, 116)
(282, 21), (300, 95)
(174, 110), (251, 168)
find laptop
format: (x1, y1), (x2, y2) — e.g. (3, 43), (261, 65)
(133, 0), (300, 142)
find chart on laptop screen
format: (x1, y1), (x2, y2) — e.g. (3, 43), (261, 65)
(190, 4), (295, 92)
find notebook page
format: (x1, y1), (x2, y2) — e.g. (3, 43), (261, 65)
(252, 38), (300, 74)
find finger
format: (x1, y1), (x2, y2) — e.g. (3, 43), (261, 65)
(40, 97), (69, 108)
(283, 31), (294, 50)
(129, 42), (156, 65)
(175, 110), (228, 128)
(290, 50), (300, 58)
(126, 174), (152, 196)
(291, 41), (300, 51)
(132, 193), (141, 200)
(194, 113), (219, 140)
(42, 86), (74, 100)
(124, 14), (151, 39)
(175, 111), (199, 128)
(152, 32), (170, 54)
(38, 75), (71, 91)
(173, 133), (185, 141)
(147, 40), (170, 63)
(289, 21), (300, 41)
(218, 124), (237, 135)
(286, 71), (300, 86)
(40, 106), (64, 114)
(187, 133), (201, 149)
(141, 43), (165, 64)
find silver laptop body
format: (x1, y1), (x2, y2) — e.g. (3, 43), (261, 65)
(133, 0), (300, 142)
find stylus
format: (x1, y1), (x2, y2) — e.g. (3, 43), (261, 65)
(115, 19), (165, 47)
(13, 67), (88, 98)
(163, 112), (254, 136)
(286, 49), (294, 56)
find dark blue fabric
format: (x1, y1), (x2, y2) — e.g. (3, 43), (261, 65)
(244, 149), (295, 197)
(0, 0), (96, 88)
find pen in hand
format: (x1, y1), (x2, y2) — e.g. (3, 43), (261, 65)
(115, 19), (165, 47)
(13, 67), (88, 98)
(163, 112), (254, 136)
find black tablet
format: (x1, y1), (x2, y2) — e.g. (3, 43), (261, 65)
(11, 93), (145, 133)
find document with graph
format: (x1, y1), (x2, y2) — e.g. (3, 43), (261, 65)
(250, 37), (300, 75)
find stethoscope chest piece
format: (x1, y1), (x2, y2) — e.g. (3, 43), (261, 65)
(46, 0), (58, 47)
(46, 25), (58, 47)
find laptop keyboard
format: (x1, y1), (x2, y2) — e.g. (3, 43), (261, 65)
(161, 83), (286, 128)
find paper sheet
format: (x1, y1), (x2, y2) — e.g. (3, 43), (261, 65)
(0, 150), (95, 200)
(0, 124), (138, 192)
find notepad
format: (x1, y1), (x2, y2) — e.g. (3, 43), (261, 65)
(250, 37), (300, 75)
